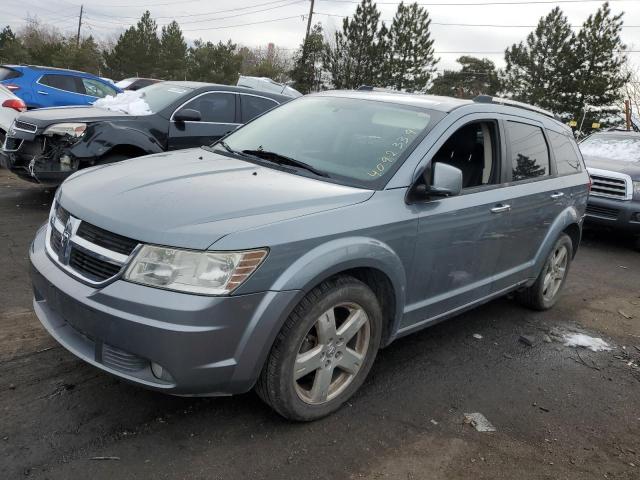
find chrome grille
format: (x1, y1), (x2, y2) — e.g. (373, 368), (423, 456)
(586, 204), (619, 220)
(587, 168), (632, 200)
(46, 202), (140, 285)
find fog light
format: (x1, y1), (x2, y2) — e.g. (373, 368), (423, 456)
(631, 212), (640, 222)
(151, 362), (174, 382)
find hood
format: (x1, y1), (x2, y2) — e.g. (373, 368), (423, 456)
(58, 148), (374, 250)
(583, 155), (640, 180)
(16, 106), (131, 128)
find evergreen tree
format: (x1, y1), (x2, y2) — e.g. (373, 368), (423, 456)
(323, 0), (386, 89)
(430, 56), (501, 98)
(0, 26), (28, 63)
(187, 39), (242, 84)
(383, 2), (438, 92)
(502, 7), (574, 114)
(571, 2), (628, 129)
(54, 36), (102, 74)
(104, 11), (160, 78)
(159, 21), (187, 80)
(290, 23), (324, 93)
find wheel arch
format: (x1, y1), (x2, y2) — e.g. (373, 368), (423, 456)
(230, 238), (408, 391)
(531, 206), (582, 281)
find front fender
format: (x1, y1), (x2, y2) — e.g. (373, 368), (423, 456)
(529, 205), (582, 285)
(69, 122), (164, 160)
(230, 237), (409, 389)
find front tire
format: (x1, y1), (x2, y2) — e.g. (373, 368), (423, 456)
(516, 233), (573, 311)
(94, 152), (132, 166)
(256, 276), (382, 421)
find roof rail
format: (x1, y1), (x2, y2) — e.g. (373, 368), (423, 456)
(473, 94), (558, 120)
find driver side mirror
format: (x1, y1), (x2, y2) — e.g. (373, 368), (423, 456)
(174, 108), (201, 123)
(411, 163), (463, 200)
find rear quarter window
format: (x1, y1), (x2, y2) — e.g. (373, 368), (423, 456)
(240, 94), (278, 122)
(547, 130), (582, 175)
(0, 67), (21, 80)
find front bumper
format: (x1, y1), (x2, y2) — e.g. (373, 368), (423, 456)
(585, 195), (640, 233)
(29, 225), (301, 395)
(1, 134), (77, 184)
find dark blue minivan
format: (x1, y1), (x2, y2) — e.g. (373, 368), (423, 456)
(0, 65), (121, 109)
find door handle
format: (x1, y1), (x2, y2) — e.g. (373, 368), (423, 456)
(36, 91), (48, 95)
(550, 192), (565, 199)
(490, 204), (511, 213)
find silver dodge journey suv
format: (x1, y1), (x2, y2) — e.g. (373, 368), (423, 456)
(30, 90), (589, 420)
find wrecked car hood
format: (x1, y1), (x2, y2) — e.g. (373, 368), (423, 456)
(14, 106), (131, 129)
(58, 148), (374, 250)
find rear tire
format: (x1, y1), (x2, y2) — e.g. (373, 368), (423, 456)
(516, 233), (573, 311)
(256, 276), (382, 421)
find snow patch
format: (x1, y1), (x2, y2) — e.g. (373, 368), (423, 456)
(580, 137), (640, 162)
(563, 333), (611, 352)
(93, 90), (152, 116)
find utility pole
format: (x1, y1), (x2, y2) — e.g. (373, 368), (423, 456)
(625, 99), (631, 131)
(76, 5), (83, 48)
(304, 0), (315, 48)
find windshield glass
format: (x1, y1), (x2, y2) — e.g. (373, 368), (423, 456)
(220, 95), (441, 188)
(580, 134), (640, 162)
(94, 82), (193, 115)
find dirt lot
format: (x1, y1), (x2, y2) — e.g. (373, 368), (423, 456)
(1, 168), (639, 480)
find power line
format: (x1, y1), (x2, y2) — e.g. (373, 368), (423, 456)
(84, 0), (297, 14)
(84, 0), (306, 26)
(179, 14), (307, 33)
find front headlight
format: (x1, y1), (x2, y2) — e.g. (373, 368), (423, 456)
(634, 181), (640, 200)
(123, 245), (268, 295)
(43, 123), (87, 137)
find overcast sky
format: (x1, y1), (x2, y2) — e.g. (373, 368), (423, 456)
(2, 0), (640, 70)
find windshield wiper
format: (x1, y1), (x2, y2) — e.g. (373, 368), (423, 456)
(215, 140), (241, 155)
(241, 149), (329, 177)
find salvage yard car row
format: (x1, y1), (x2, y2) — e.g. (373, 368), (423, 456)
(0, 67), (637, 421)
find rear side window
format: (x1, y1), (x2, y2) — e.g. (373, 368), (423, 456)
(241, 94), (278, 122)
(82, 78), (117, 98)
(40, 74), (82, 94)
(548, 130), (582, 175)
(179, 92), (236, 123)
(507, 121), (550, 181)
(0, 67), (21, 80)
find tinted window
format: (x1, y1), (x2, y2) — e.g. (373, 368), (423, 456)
(82, 78), (117, 98)
(180, 92), (236, 123)
(222, 96), (441, 188)
(507, 121), (550, 181)
(40, 74), (81, 93)
(241, 95), (278, 122)
(548, 130), (582, 175)
(0, 67), (21, 80)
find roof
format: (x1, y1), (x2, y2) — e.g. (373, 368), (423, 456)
(2, 64), (94, 75)
(314, 89), (472, 112)
(161, 81), (293, 101)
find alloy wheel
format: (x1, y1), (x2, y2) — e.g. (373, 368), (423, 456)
(542, 244), (568, 301)
(293, 302), (371, 405)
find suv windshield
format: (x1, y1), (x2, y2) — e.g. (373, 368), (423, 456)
(220, 95), (442, 188)
(580, 134), (640, 162)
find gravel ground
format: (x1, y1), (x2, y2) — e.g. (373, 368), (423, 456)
(1, 169), (639, 480)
